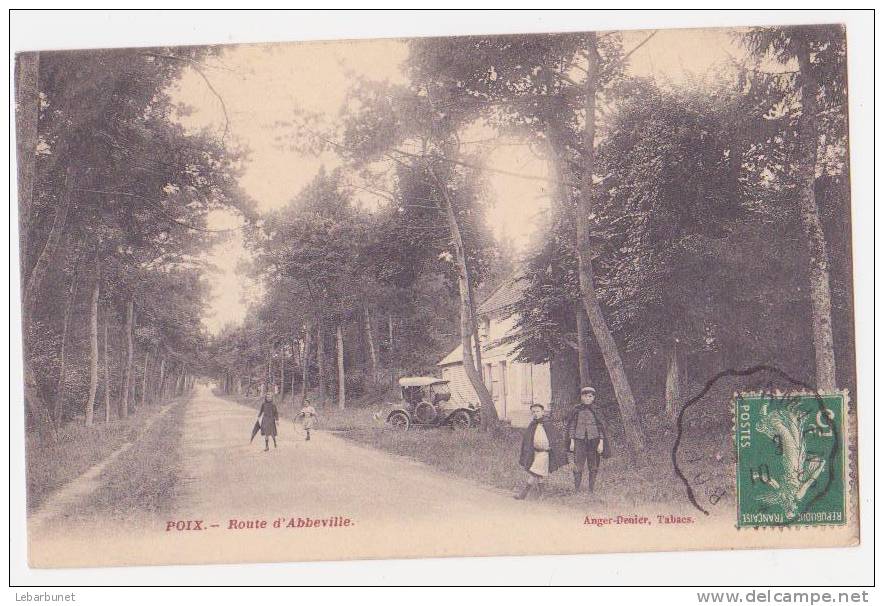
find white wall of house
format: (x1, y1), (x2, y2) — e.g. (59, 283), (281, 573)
(440, 359), (551, 428)
(436, 273), (560, 427)
(439, 310), (552, 428)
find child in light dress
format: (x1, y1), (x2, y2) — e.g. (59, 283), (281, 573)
(295, 401), (318, 441)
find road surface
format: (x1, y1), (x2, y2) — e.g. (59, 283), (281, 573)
(28, 385), (808, 568)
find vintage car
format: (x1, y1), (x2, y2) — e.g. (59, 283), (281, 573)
(385, 377), (479, 431)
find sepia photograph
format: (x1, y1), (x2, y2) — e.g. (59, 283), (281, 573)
(12, 11), (866, 577)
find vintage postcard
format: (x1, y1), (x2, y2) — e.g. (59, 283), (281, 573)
(15, 22), (860, 569)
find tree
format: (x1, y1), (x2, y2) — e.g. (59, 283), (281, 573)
(406, 32), (646, 449)
(16, 51), (60, 437)
(85, 264), (99, 426)
(51, 251), (83, 425)
(20, 46), (252, 430)
(740, 25), (847, 392)
(120, 299), (135, 418)
(330, 77), (501, 428)
(249, 169), (364, 407)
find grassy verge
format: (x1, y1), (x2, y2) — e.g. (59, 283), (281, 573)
(26, 400), (185, 512)
(338, 425), (686, 505)
(61, 396), (190, 522)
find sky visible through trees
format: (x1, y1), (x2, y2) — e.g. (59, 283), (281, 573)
(173, 29), (742, 334)
(19, 22), (852, 455)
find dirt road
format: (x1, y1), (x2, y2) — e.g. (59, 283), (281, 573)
(29, 385), (836, 568)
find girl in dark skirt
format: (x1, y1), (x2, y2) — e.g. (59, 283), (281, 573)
(258, 392), (279, 451)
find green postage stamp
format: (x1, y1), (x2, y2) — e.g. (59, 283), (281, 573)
(735, 391), (848, 528)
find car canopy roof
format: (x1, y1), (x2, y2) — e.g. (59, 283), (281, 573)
(398, 376), (449, 387)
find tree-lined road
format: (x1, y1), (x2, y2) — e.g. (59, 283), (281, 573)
(29, 385), (850, 568)
(29, 386), (576, 567)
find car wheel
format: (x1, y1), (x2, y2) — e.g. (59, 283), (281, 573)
(388, 411), (410, 431)
(470, 410), (481, 428)
(449, 410), (472, 431)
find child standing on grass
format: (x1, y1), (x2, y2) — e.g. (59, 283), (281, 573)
(295, 400), (318, 441)
(514, 403), (567, 500)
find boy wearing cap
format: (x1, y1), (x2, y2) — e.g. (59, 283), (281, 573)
(515, 402), (567, 500)
(565, 386), (610, 493)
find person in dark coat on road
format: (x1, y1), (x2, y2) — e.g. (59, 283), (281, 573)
(564, 386), (611, 493)
(258, 391), (279, 451)
(515, 403), (567, 500)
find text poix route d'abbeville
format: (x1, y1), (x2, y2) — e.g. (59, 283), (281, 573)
(164, 516), (354, 531)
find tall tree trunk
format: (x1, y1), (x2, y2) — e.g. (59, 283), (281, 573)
(52, 267), (81, 425)
(148, 345), (159, 405)
(363, 304), (378, 379)
(120, 299), (134, 418)
(664, 340), (682, 418)
(266, 347), (272, 392)
(17, 52), (61, 439)
(575, 303), (591, 386)
(578, 259), (645, 452)
(551, 351), (580, 412)
(796, 41), (837, 392)
(291, 336), (298, 404)
(464, 260), (484, 376)
(141, 350), (150, 410)
(428, 165), (497, 429)
(23, 166), (76, 327)
(24, 366), (56, 440)
(388, 313), (395, 384)
(85, 271), (99, 427)
(336, 323), (346, 409)
(15, 50), (47, 333)
(15, 52), (39, 283)
(317, 321), (327, 403)
(103, 320), (111, 422)
(157, 357), (166, 404)
(574, 35), (644, 452)
(279, 341), (285, 396)
(301, 322), (312, 404)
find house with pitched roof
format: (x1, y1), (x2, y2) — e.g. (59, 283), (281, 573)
(437, 272), (558, 428)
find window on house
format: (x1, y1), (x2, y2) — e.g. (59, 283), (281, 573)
(521, 363), (533, 404)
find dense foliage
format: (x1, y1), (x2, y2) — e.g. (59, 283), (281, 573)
(21, 25), (854, 449)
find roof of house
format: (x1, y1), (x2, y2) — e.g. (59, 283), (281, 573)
(437, 270), (526, 367)
(477, 270), (526, 316)
(437, 341), (515, 367)
(398, 376), (449, 387)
